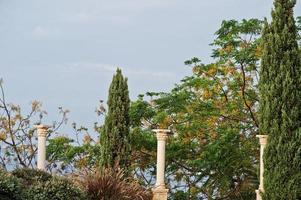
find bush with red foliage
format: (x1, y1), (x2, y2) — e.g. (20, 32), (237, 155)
(81, 168), (152, 200)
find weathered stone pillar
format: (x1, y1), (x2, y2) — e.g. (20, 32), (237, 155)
(152, 129), (171, 200)
(35, 125), (50, 171)
(256, 135), (268, 200)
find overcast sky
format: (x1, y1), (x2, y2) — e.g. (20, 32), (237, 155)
(1, 0), (300, 134)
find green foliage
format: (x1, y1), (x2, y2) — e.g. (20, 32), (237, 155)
(259, 0), (301, 199)
(10, 168), (86, 200)
(172, 191), (189, 200)
(24, 176), (86, 200)
(47, 136), (84, 172)
(12, 168), (52, 186)
(130, 18), (263, 199)
(47, 137), (76, 162)
(297, 16), (301, 30)
(296, 16), (301, 44)
(0, 169), (22, 200)
(82, 168), (152, 200)
(100, 69), (131, 171)
(46, 124), (101, 174)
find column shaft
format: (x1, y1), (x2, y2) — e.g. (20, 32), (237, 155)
(256, 135), (268, 200)
(37, 135), (46, 170)
(35, 125), (50, 171)
(156, 139), (166, 187)
(259, 142), (265, 190)
(152, 129), (170, 200)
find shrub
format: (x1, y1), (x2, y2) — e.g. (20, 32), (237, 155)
(0, 169), (22, 200)
(173, 191), (189, 200)
(12, 168), (52, 186)
(11, 168), (85, 200)
(82, 168), (152, 200)
(24, 176), (86, 200)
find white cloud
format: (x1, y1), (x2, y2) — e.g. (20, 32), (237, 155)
(64, 12), (99, 24)
(32, 26), (60, 39)
(62, 11), (132, 26)
(32, 26), (47, 36)
(60, 0), (176, 26)
(66, 62), (117, 72)
(64, 62), (175, 79)
(76, 12), (95, 22)
(126, 68), (175, 78)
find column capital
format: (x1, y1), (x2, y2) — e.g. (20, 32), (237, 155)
(34, 124), (51, 137)
(153, 129), (171, 141)
(256, 135), (268, 145)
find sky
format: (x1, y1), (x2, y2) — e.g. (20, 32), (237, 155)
(0, 0), (300, 134)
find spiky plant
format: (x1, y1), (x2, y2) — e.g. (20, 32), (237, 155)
(82, 168), (152, 200)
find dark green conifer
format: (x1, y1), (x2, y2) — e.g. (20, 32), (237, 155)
(259, 0), (301, 199)
(100, 69), (131, 171)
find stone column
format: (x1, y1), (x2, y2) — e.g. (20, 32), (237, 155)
(255, 135), (268, 200)
(152, 129), (171, 200)
(34, 125), (50, 171)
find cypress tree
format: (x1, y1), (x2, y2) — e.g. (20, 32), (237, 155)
(259, 0), (301, 199)
(100, 68), (131, 171)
